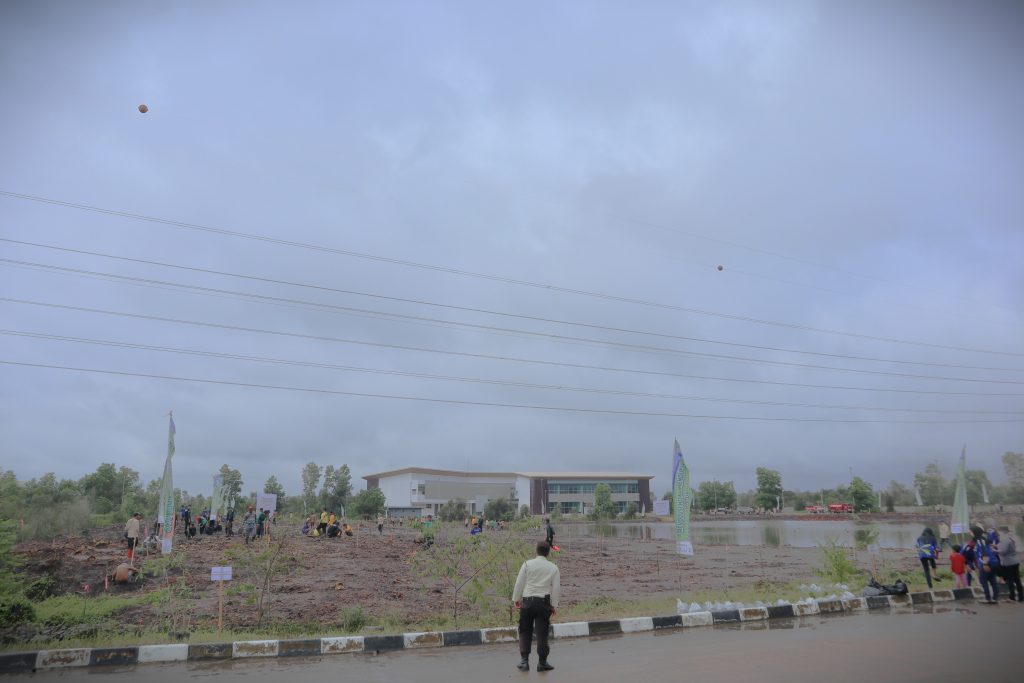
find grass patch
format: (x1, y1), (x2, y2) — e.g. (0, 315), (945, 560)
(34, 593), (148, 627)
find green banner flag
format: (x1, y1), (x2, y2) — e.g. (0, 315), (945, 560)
(159, 414), (176, 554)
(673, 439), (693, 555)
(950, 445), (970, 535)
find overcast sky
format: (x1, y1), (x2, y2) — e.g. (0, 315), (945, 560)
(1, 1), (1021, 500)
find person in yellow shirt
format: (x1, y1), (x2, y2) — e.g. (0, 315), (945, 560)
(328, 511), (337, 526)
(318, 509), (328, 536)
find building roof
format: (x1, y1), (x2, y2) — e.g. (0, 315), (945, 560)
(362, 467), (653, 481)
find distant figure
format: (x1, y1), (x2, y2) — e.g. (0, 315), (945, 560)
(342, 523), (353, 537)
(326, 521), (341, 538)
(377, 515), (385, 536)
(972, 525), (1000, 604)
(545, 518), (555, 548)
(938, 522), (950, 549)
(224, 507), (235, 536)
(997, 525), (1021, 602)
(512, 540), (561, 672)
(124, 512), (142, 561)
(318, 509), (329, 537)
(916, 527), (939, 588)
(242, 506), (257, 544)
(949, 544), (967, 589)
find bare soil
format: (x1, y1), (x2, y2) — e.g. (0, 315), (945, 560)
(13, 518), (938, 637)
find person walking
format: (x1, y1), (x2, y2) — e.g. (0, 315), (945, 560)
(124, 512), (142, 561)
(996, 525), (1021, 602)
(512, 540), (561, 672)
(916, 527), (939, 588)
(545, 518), (556, 548)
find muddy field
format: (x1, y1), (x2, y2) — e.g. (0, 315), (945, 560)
(12, 518), (936, 636)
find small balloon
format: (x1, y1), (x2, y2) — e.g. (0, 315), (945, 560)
(717, 265), (724, 271)
(138, 104), (149, 113)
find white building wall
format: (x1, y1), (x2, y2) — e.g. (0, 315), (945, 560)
(376, 473), (414, 508)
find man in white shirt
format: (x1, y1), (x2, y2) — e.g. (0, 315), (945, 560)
(512, 541), (561, 672)
(124, 512), (141, 561)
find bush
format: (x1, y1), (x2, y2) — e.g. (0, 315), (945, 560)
(338, 606), (369, 632)
(815, 538), (859, 585)
(0, 598), (36, 627)
(24, 576), (57, 601)
(519, 504), (531, 519)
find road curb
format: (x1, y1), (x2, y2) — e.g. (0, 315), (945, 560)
(0, 588), (979, 674)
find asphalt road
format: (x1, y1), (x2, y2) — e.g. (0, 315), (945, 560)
(24, 604), (1023, 683)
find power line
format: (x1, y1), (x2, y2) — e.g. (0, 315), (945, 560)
(6, 256), (1021, 385)
(3, 359), (1020, 424)
(1, 190), (1019, 358)
(2, 238), (1021, 374)
(7, 329), (1019, 415)
(3, 296), (1022, 397)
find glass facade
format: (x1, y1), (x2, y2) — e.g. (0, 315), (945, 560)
(546, 481), (638, 494)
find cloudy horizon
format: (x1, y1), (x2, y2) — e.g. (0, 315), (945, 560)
(1, 0), (1021, 500)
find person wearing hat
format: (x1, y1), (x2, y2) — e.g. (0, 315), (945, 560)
(124, 512), (142, 560)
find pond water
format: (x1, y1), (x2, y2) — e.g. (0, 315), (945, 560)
(557, 520), (1024, 549)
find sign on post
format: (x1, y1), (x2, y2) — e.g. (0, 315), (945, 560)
(653, 500), (670, 517)
(210, 566), (232, 581)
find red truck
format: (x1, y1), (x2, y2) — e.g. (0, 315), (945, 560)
(804, 505), (825, 514)
(828, 503), (854, 513)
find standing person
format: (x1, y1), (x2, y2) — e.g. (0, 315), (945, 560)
(242, 506), (257, 544)
(512, 541), (561, 672)
(997, 525), (1021, 602)
(377, 515), (385, 536)
(545, 518), (555, 548)
(916, 527), (939, 588)
(124, 512), (142, 561)
(256, 509), (267, 538)
(972, 525), (1000, 604)
(962, 536), (977, 586)
(318, 509), (329, 537)
(938, 522), (951, 550)
(225, 507), (235, 537)
(949, 544), (968, 589)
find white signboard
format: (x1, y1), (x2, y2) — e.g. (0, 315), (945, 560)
(653, 500), (670, 516)
(256, 492), (277, 513)
(210, 566), (232, 581)
(676, 541), (694, 556)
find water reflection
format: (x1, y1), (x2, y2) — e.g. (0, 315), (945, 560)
(559, 520), (1024, 548)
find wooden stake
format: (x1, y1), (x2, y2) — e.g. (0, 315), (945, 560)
(218, 579), (224, 634)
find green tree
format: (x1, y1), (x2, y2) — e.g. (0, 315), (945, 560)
(848, 476), (874, 512)
(263, 476), (285, 510)
(519, 504), (531, 519)
(439, 499), (468, 522)
(755, 467), (783, 510)
(964, 469), (993, 505)
(79, 463), (141, 514)
(913, 462), (948, 506)
(218, 464), (243, 506)
(661, 491), (673, 515)
(301, 462), (322, 509)
(484, 497), (514, 521)
(320, 464), (353, 513)
(349, 488), (386, 518)
(886, 480), (916, 507)
(589, 483), (616, 520)
(696, 481), (737, 511)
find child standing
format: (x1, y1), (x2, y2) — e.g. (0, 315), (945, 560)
(950, 544), (967, 588)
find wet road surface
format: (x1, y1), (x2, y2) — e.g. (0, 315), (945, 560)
(25, 604), (1022, 683)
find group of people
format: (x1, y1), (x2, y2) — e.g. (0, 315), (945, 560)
(303, 509), (354, 538)
(916, 521), (1021, 603)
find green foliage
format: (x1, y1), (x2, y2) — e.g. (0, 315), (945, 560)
(301, 462), (322, 508)
(24, 576), (57, 601)
(755, 467), (783, 510)
(338, 605), (369, 632)
(263, 476), (285, 509)
(661, 491), (673, 515)
(223, 537), (297, 627)
(0, 597), (35, 627)
(483, 497), (514, 521)
(0, 520), (22, 595)
(848, 477), (875, 512)
(589, 483), (616, 520)
(438, 499), (468, 522)
(519, 504), (531, 519)
(696, 481), (737, 511)
(33, 593), (145, 627)
(815, 538), (859, 585)
(349, 488), (386, 518)
(622, 502), (638, 519)
(218, 465), (244, 506)
(319, 464), (352, 514)
(914, 462), (948, 506)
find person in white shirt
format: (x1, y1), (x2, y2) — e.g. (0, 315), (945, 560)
(512, 540), (561, 672)
(124, 512), (142, 561)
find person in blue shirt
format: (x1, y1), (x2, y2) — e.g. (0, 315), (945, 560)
(972, 525), (1000, 604)
(916, 527), (939, 588)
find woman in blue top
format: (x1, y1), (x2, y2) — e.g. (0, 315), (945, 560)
(971, 525), (1000, 604)
(916, 527), (939, 588)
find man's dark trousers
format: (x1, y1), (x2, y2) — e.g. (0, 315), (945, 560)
(518, 597), (551, 661)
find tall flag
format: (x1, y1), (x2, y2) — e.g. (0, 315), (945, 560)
(950, 445), (970, 535)
(914, 486), (923, 507)
(159, 413), (176, 554)
(672, 439), (693, 556)
(981, 483), (990, 505)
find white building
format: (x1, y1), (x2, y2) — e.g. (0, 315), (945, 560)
(363, 467), (654, 517)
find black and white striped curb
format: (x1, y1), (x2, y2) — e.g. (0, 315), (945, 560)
(0, 587), (984, 674)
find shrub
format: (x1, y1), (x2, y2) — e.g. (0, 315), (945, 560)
(0, 598), (36, 627)
(815, 538), (859, 585)
(24, 576), (57, 601)
(338, 605), (369, 632)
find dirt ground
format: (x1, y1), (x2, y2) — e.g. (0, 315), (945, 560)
(13, 517), (941, 636)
